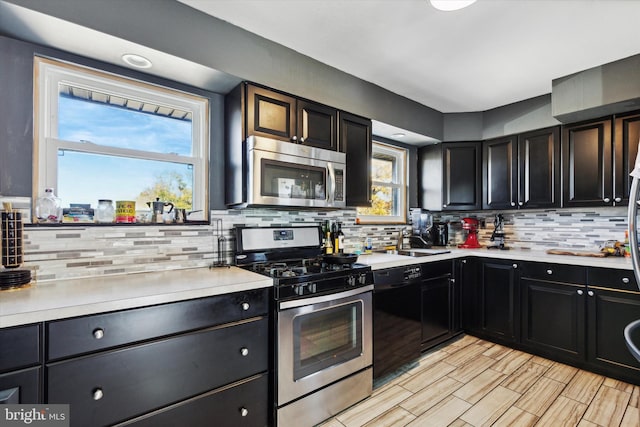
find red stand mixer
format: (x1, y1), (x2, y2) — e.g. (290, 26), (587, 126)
(459, 217), (482, 248)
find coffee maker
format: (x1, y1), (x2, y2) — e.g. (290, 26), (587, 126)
(409, 208), (433, 248)
(431, 222), (449, 247)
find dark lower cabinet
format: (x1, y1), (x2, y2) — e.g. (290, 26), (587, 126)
(458, 258), (479, 332)
(0, 367), (40, 404)
(47, 318), (268, 427)
(520, 278), (586, 363)
(119, 374), (268, 427)
(421, 260), (460, 351)
(587, 288), (640, 383)
(0, 324), (41, 404)
(477, 261), (520, 343)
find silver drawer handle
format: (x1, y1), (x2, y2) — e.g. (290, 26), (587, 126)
(546, 269), (553, 275)
(241, 302), (250, 311)
(93, 388), (104, 401)
(512, 264), (518, 269)
(588, 290), (594, 297)
(622, 277), (630, 284)
(93, 328), (104, 340)
(240, 347), (249, 357)
(577, 290), (584, 295)
(240, 407), (249, 417)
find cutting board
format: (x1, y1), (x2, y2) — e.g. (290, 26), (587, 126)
(546, 249), (608, 257)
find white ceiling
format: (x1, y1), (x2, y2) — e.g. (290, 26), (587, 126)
(179, 0), (640, 113)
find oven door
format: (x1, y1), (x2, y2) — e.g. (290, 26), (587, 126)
(277, 286), (373, 406)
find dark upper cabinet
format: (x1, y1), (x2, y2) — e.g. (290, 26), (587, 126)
(419, 142), (482, 211)
(229, 82), (338, 150)
(483, 135), (517, 209)
(562, 117), (615, 207)
(338, 111), (372, 207)
(483, 127), (560, 210)
(615, 111), (640, 206)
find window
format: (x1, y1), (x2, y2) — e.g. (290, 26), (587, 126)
(34, 57), (209, 220)
(357, 141), (407, 223)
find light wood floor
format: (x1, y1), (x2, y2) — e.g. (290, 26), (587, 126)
(321, 335), (640, 427)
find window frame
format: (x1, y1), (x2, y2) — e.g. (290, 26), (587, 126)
(357, 141), (408, 224)
(34, 57), (209, 220)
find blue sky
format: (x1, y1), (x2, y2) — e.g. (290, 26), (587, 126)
(56, 96), (193, 210)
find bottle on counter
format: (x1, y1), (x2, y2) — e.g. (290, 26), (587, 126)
(324, 220), (334, 254)
(335, 222), (345, 254)
(625, 230), (631, 257)
(35, 188), (61, 223)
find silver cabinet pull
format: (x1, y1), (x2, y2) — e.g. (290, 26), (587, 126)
(604, 197), (611, 203)
(615, 197), (622, 203)
(546, 269), (553, 275)
(93, 388), (104, 401)
(518, 201), (524, 206)
(240, 407), (249, 417)
(588, 290), (594, 297)
(510, 202), (516, 206)
(512, 264), (518, 269)
(461, 259), (467, 264)
(622, 277), (630, 284)
(93, 328), (104, 340)
(241, 302), (250, 311)
(299, 137), (305, 143)
(577, 290), (584, 295)
(240, 347), (249, 357)
(291, 136), (298, 143)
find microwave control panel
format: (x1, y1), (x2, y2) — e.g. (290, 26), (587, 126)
(335, 170), (344, 201)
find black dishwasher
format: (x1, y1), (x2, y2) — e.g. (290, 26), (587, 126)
(373, 264), (422, 379)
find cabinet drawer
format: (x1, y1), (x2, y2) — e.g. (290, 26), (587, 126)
(421, 260), (452, 279)
(0, 324), (40, 373)
(521, 262), (587, 284)
(588, 268), (638, 292)
(47, 317), (268, 427)
(47, 289), (268, 360)
(118, 374), (269, 427)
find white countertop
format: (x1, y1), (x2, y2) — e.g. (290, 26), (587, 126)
(1, 248), (634, 328)
(0, 267), (273, 328)
(357, 247), (635, 270)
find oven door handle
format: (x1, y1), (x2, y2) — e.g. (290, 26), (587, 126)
(279, 285), (373, 310)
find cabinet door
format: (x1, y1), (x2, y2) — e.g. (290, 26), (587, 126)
(562, 118), (613, 207)
(479, 261), (519, 342)
(615, 111), (640, 206)
(0, 367), (40, 404)
(518, 126), (561, 209)
(297, 99), (337, 150)
(587, 288), (640, 382)
(483, 136), (517, 209)
(338, 111), (372, 207)
(520, 278), (586, 362)
(458, 258), (479, 332)
(442, 142), (482, 211)
(246, 84), (296, 142)
(421, 275), (452, 349)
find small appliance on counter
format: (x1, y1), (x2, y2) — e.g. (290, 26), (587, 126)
(431, 221), (449, 247)
(409, 208), (433, 248)
(487, 213), (509, 250)
(1, 202), (32, 290)
(458, 217), (482, 249)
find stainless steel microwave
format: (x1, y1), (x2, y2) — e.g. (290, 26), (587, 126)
(236, 136), (346, 208)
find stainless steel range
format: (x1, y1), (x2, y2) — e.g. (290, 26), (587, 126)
(234, 225), (373, 427)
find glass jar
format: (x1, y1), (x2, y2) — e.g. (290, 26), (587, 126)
(35, 188), (61, 223)
(96, 199), (115, 223)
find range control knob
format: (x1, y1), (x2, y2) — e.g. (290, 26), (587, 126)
(358, 273), (368, 285)
(347, 275), (357, 287)
(293, 284), (305, 296)
(308, 282), (317, 293)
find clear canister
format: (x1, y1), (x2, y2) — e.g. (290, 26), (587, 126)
(96, 199), (115, 223)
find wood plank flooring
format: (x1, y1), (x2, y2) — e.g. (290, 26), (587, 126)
(321, 335), (640, 427)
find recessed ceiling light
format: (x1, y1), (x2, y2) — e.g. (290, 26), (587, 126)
(392, 133), (406, 138)
(430, 0), (476, 11)
(121, 53), (153, 69)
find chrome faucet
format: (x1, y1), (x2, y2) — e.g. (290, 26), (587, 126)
(397, 227), (409, 251)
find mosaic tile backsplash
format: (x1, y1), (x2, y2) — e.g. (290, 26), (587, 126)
(18, 206), (631, 282)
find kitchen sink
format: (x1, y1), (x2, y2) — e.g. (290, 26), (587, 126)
(375, 248), (451, 257)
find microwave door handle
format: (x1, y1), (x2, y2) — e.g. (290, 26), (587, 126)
(327, 162), (336, 204)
